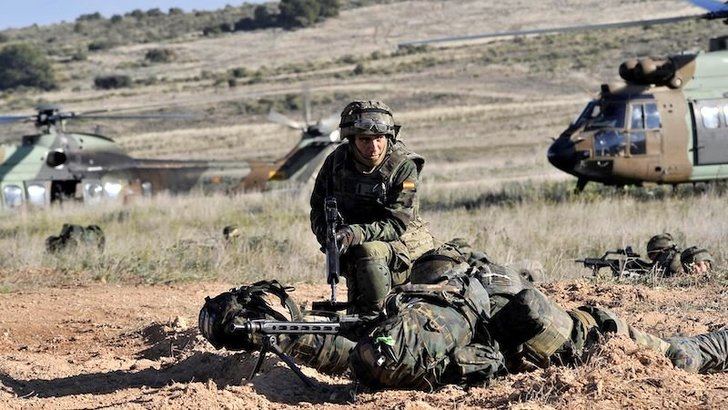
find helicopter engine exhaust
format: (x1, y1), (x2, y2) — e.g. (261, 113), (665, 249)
(619, 57), (683, 88)
(46, 150), (67, 168)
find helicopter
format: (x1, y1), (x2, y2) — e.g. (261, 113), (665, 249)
(0, 104), (341, 209)
(401, 0), (728, 191)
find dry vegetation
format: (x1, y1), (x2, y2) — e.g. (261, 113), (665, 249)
(0, 1), (726, 408)
(0, 183), (726, 292)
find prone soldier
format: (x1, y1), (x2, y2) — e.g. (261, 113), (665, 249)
(199, 239), (727, 390)
(646, 233), (714, 276)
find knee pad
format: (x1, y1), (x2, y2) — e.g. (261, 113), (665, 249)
(354, 257), (391, 314)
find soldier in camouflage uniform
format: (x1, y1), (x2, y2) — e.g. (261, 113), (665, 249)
(310, 100), (435, 316)
(349, 239), (728, 389)
(646, 233), (714, 276)
(199, 239), (727, 390)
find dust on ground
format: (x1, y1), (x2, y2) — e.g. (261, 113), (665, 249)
(0, 280), (725, 409)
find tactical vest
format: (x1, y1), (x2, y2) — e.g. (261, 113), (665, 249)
(327, 141), (433, 262)
(327, 141), (424, 225)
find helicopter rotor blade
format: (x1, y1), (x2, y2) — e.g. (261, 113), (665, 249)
(267, 109), (304, 130)
(398, 14), (706, 48)
(303, 86), (312, 126)
(72, 113), (198, 120)
(688, 0), (728, 13)
(317, 113), (341, 134)
(0, 115), (33, 124)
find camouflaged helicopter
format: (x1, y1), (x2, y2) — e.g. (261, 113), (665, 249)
(401, 0), (728, 191)
(0, 104), (340, 209)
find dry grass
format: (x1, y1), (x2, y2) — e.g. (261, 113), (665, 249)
(0, 181), (725, 291)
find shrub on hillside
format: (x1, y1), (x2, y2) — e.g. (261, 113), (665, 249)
(144, 48), (176, 63)
(279, 0), (321, 28)
(94, 74), (132, 89)
(0, 43), (57, 91)
(88, 40), (115, 52)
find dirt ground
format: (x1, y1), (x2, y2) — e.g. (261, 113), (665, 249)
(0, 280), (725, 409)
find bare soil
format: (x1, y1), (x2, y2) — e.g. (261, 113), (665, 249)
(1, 280), (725, 409)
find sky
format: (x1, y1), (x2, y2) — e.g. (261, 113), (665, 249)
(0, 0), (266, 30)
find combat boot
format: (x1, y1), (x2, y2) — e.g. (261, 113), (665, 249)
(666, 329), (728, 373)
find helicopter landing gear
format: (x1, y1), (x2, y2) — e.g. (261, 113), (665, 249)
(574, 178), (588, 193)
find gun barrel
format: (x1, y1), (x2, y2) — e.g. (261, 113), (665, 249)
(232, 320), (342, 335)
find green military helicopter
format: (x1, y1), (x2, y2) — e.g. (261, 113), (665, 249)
(0, 104), (341, 209)
(402, 0), (728, 191)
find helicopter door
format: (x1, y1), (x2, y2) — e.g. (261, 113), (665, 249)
(691, 101), (728, 165)
(81, 179), (104, 205)
(24, 181), (51, 207)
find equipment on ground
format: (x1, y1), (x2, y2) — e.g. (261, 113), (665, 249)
(576, 246), (652, 277)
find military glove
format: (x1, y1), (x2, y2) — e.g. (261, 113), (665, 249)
(335, 226), (361, 254)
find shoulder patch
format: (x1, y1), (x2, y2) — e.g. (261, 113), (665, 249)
(402, 179), (416, 190)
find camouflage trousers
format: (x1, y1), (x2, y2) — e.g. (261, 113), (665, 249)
(349, 300), (504, 389)
(343, 225), (434, 316)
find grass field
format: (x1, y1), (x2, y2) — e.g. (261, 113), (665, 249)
(1, 181), (725, 292)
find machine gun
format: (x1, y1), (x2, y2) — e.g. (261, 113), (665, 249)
(576, 246), (652, 277)
(311, 197), (349, 312)
(228, 315), (364, 389)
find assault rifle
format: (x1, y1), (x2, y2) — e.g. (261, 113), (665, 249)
(576, 246), (652, 277)
(312, 197), (349, 312)
(228, 315), (364, 389)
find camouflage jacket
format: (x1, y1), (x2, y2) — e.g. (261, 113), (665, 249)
(652, 247), (683, 276)
(310, 140), (424, 246)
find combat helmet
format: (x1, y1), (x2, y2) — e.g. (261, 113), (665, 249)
(410, 238), (473, 284)
(198, 280), (301, 351)
(339, 100), (398, 140)
(680, 246), (714, 271)
(646, 233), (675, 259)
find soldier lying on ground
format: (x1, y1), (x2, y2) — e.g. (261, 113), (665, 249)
(642, 233), (713, 276)
(199, 239), (727, 390)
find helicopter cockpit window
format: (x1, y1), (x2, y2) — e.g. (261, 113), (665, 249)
(700, 106), (720, 129)
(645, 103), (661, 129)
(585, 102), (626, 130)
(573, 101), (598, 126)
(630, 104), (644, 129)
(629, 132), (646, 155)
(594, 130), (626, 157)
(3, 185), (24, 208)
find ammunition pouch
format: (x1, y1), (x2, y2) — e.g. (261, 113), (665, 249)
(576, 305), (629, 335)
(490, 288), (573, 367)
(448, 343), (506, 385)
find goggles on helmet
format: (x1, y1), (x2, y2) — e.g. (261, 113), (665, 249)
(342, 118), (393, 135)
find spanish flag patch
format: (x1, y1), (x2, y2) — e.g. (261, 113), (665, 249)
(402, 180), (416, 190)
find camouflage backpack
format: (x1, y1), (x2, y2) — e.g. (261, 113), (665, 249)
(45, 224), (105, 253)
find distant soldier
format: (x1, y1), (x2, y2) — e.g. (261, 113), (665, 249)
(680, 246), (714, 275)
(646, 233), (714, 276)
(309, 100), (435, 316)
(646, 233), (682, 276)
